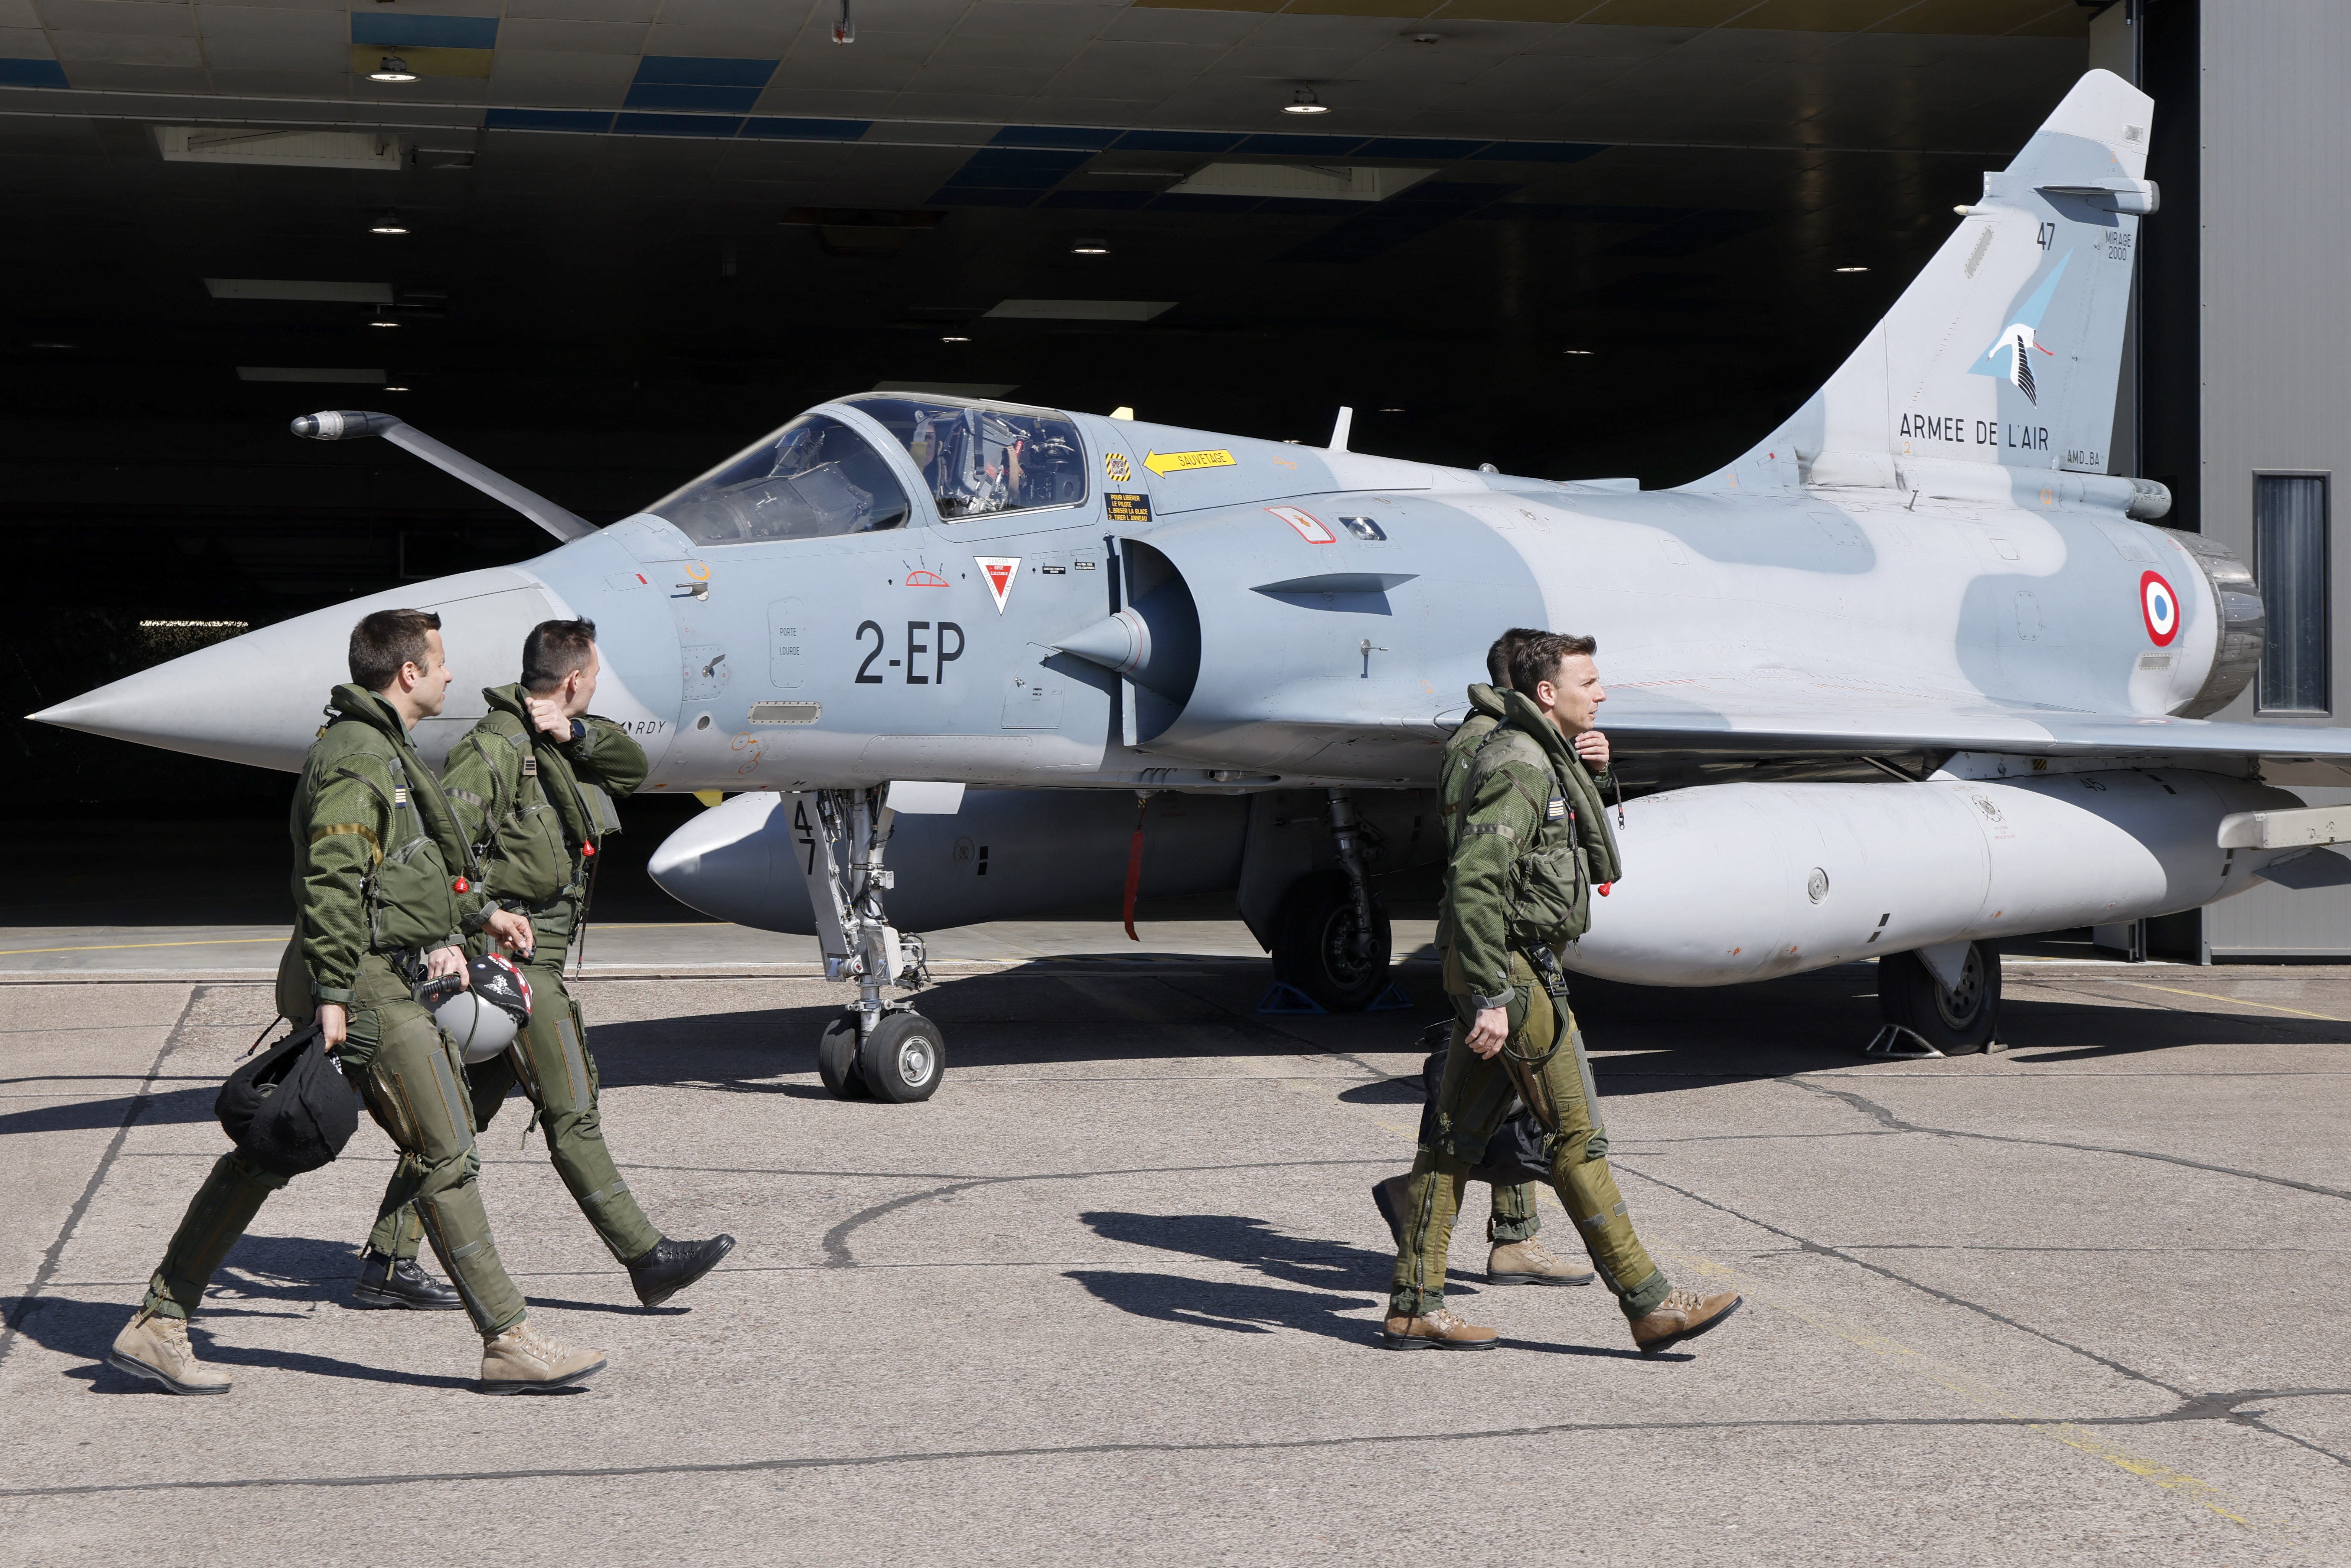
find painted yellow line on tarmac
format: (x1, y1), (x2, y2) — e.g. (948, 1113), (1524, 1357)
(0, 936), (287, 956)
(2118, 981), (2346, 1023)
(1650, 1240), (2300, 1550)
(1285, 1024), (2299, 1549)
(0, 922), (735, 958)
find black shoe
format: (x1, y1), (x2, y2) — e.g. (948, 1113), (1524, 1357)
(353, 1251), (464, 1311)
(626, 1234), (736, 1309)
(1372, 1175), (1411, 1249)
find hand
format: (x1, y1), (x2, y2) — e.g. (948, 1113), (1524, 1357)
(1464, 1006), (1509, 1058)
(318, 1002), (348, 1051)
(485, 909), (535, 958)
(1573, 729), (1611, 770)
(424, 945), (468, 987)
(526, 695), (572, 740)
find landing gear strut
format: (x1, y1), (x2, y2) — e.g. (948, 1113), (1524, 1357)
(796, 786), (945, 1101)
(1268, 788), (1394, 1012)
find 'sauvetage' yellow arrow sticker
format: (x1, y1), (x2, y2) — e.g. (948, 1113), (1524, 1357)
(1143, 448), (1236, 475)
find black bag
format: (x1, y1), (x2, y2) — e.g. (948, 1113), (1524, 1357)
(1414, 1033), (1553, 1188)
(214, 1022), (361, 1177)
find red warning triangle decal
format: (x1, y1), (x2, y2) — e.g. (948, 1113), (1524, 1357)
(974, 556), (1021, 613)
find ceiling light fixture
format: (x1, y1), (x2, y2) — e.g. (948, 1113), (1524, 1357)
(1562, 349), (1593, 356)
(368, 315), (400, 328)
(1070, 238), (1109, 255)
(1834, 265), (1870, 272)
(940, 334), (970, 343)
(1379, 406), (1403, 411)
(370, 216), (408, 234)
(369, 56), (418, 82)
(1283, 89), (1329, 115)
(384, 384), (411, 391)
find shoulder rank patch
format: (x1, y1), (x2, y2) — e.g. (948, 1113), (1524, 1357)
(522, 757), (538, 777)
(1547, 794), (1566, 821)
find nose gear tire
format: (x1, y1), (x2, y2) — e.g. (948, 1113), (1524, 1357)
(817, 1015), (873, 1100)
(857, 1011), (945, 1103)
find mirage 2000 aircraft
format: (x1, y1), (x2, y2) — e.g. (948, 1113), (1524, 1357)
(39, 69), (2351, 1103)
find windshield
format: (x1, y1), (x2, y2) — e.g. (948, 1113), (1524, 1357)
(845, 395), (1087, 519)
(648, 413), (911, 543)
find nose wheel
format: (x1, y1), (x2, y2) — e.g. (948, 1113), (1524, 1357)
(818, 1008), (946, 1102)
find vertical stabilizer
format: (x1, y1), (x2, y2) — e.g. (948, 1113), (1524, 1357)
(1697, 70), (2154, 495)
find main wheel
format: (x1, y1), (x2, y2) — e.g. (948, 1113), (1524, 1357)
(817, 1014), (872, 1100)
(857, 1011), (945, 1103)
(1877, 941), (2001, 1054)
(1270, 870), (1393, 1013)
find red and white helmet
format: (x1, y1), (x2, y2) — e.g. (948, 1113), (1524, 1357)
(420, 953), (534, 1062)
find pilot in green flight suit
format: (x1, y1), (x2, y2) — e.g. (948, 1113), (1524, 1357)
(107, 609), (608, 1395)
(360, 618), (735, 1311)
(1372, 631), (1594, 1288)
(1384, 630), (1743, 1356)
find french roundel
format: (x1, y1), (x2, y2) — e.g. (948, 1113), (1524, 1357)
(2140, 571), (2179, 646)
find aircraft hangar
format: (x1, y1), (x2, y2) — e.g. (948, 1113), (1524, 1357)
(13, 4), (2351, 1553)
(5, 0), (2349, 957)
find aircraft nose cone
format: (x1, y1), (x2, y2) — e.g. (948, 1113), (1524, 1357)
(29, 566), (564, 771)
(648, 792), (809, 930)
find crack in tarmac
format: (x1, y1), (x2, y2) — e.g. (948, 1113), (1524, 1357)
(1622, 1165), (2186, 1394)
(1783, 1077), (2351, 1202)
(4, 1391), (2346, 1500)
(817, 1158), (1395, 1266)
(0, 986), (201, 1372)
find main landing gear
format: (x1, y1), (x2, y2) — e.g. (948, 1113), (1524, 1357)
(1266, 788), (1395, 1013)
(1866, 938), (2003, 1057)
(796, 786), (945, 1101)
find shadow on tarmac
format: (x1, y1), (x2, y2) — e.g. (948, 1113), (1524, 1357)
(11, 1295), (482, 1393)
(1069, 1211), (1656, 1359)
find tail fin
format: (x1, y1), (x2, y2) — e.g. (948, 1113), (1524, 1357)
(1701, 69), (2154, 494)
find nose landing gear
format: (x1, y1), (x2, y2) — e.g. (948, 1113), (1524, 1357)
(1265, 788), (1397, 1013)
(794, 786), (946, 1101)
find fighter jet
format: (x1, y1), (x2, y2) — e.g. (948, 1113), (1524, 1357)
(38, 69), (2351, 1100)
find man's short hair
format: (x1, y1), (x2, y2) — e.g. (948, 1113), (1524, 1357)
(1508, 631), (1599, 699)
(1485, 627), (1545, 687)
(349, 609), (442, 692)
(521, 618), (598, 693)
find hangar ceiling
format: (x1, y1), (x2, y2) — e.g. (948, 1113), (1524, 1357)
(2, 0), (2101, 799)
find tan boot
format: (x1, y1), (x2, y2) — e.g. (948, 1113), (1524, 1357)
(1381, 1307), (1501, 1351)
(479, 1319), (607, 1394)
(108, 1309), (232, 1395)
(1629, 1287), (1742, 1357)
(1487, 1237), (1596, 1287)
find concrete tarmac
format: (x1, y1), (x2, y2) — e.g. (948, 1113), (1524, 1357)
(3, 945), (2349, 1565)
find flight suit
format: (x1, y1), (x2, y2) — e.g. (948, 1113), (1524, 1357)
(142, 684), (530, 1337)
(1390, 687), (1671, 1323)
(365, 685), (660, 1267)
(1430, 681), (1542, 1247)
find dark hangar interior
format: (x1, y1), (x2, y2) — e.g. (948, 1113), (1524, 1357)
(2, 0), (2166, 821)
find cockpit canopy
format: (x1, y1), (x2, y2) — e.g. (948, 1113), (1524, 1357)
(647, 412), (912, 543)
(844, 395), (1088, 519)
(646, 395), (1089, 543)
